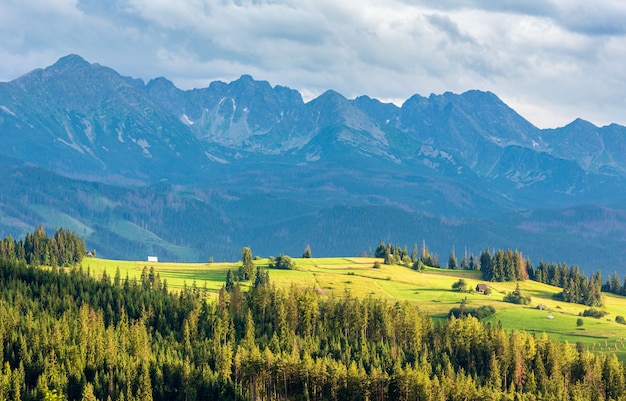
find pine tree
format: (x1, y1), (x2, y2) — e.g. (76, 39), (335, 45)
(411, 243), (419, 262)
(480, 248), (492, 280)
(469, 254), (477, 270)
(137, 361), (153, 401)
(80, 383), (97, 401)
(225, 269), (235, 292)
(384, 247), (395, 265)
(239, 247), (255, 281)
(302, 244), (312, 258)
(448, 250), (458, 270)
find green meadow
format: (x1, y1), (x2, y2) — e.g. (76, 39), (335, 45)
(84, 256), (626, 359)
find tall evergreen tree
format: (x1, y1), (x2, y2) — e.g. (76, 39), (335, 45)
(448, 250), (458, 270)
(411, 243), (419, 262)
(480, 248), (492, 280)
(302, 244), (312, 258)
(225, 270), (235, 292)
(238, 247), (255, 281)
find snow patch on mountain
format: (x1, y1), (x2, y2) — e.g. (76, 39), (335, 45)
(305, 151), (321, 162)
(180, 114), (194, 126)
(0, 105), (16, 116)
(205, 152), (229, 164)
(82, 118), (95, 143)
(131, 138), (152, 157)
(116, 127), (125, 143)
(419, 144), (455, 164)
(57, 138), (85, 154)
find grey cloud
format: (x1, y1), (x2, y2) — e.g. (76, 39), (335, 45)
(407, 0), (557, 18)
(557, 4), (626, 36)
(425, 13), (476, 44)
(416, 0), (626, 36)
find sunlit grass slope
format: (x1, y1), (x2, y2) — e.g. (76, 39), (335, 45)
(84, 256), (626, 359)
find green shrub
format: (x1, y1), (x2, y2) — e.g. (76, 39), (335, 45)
(448, 305), (496, 320)
(451, 279), (467, 292)
(582, 308), (607, 319)
(503, 284), (531, 305)
(412, 260), (426, 271)
(269, 254), (296, 270)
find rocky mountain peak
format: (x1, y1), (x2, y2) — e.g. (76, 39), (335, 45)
(51, 54), (91, 69)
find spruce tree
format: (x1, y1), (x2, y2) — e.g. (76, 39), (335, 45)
(225, 270), (235, 292)
(238, 247), (255, 281)
(302, 244), (312, 258)
(447, 251), (458, 270)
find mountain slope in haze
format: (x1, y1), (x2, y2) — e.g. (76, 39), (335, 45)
(0, 55), (216, 184)
(2, 161), (625, 271)
(2, 54), (624, 196)
(1, 55), (626, 271)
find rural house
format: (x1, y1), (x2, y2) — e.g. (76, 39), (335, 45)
(476, 283), (489, 293)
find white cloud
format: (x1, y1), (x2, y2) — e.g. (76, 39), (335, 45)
(0, 0), (625, 128)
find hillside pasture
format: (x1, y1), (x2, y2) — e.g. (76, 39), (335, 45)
(83, 256), (626, 359)
(83, 258), (240, 294)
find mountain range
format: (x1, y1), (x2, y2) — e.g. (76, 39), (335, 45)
(1, 54), (625, 272)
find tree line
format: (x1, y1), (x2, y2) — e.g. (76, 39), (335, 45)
(375, 240), (609, 308)
(0, 226), (86, 267)
(533, 261), (603, 307)
(374, 241), (441, 268)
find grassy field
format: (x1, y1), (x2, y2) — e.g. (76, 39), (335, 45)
(83, 256), (626, 359)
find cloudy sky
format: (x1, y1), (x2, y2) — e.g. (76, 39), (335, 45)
(1, 0), (625, 128)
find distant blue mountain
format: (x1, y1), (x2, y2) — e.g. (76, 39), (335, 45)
(1, 55), (626, 271)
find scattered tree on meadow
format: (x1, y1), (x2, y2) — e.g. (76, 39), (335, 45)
(469, 254), (478, 270)
(503, 283), (531, 305)
(384, 247), (394, 265)
(452, 278), (467, 292)
(412, 259), (426, 271)
(448, 250), (458, 269)
(421, 239), (434, 266)
(448, 302), (495, 320)
(225, 269), (235, 292)
(582, 308), (607, 318)
(411, 243), (419, 262)
(238, 246), (255, 281)
(269, 254), (296, 270)
(302, 244), (312, 258)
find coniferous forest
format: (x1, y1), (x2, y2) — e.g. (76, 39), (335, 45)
(2, 231), (626, 400)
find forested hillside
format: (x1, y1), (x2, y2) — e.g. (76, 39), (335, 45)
(2, 232), (626, 400)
